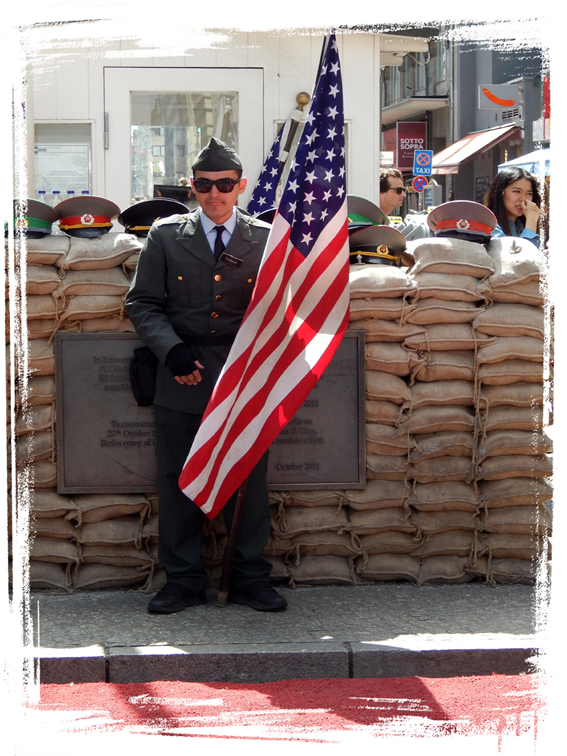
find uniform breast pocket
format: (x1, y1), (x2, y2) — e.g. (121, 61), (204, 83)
(166, 272), (192, 305)
(229, 259), (259, 310)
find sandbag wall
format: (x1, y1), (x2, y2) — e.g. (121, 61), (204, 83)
(268, 235), (552, 587)
(7, 232), (552, 592)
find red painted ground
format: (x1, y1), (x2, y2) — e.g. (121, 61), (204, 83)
(30, 674), (544, 741)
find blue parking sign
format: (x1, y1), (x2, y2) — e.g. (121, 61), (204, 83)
(413, 150), (433, 176)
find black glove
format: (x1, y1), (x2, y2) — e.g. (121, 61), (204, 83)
(165, 343), (200, 377)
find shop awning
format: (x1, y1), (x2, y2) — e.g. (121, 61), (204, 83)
(432, 124), (521, 175)
(381, 96), (449, 125)
(499, 148), (550, 177)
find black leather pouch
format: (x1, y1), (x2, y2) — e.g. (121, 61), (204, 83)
(129, 346), (158, 407)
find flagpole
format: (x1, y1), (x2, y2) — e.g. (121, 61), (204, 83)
(216, 477), (249, 607)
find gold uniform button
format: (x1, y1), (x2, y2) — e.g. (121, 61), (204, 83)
(211, 312), (219, 319)
(178, 276), (183, 281)
(215, 295), (221, 301)
(214, 274), (222, 282)
(247, 278), (253, 283)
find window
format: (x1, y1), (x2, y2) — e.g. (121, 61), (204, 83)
(34, 122), (92, 205)
(130, 91), (238, 201)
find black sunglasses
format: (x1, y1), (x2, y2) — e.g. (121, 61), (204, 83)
(192, 178), (240, 194)
(388, 186), (406, 195)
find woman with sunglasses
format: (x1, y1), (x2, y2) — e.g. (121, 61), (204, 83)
(126, 137), (287, 615)
(483, 167), (541, 247)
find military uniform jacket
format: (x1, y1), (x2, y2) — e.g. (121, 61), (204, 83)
(125, 208), (270, 414)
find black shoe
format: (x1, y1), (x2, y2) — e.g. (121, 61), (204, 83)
(147, 582), (206, 614)
(228, 581), (288, 612)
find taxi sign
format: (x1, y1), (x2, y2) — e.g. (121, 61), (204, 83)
(413, 150), (433, 176)
(412, 176), (428, 192)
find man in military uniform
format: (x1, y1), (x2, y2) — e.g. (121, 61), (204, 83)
(126, 138), (287, 614)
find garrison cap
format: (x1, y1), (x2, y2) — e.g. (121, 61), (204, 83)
(191, 137), (243, 173)
(118, 198), (188, 237)
(8, 199), (58, 238)
(427, 200), (497, 243)
(55, 195), (120, 238)
(349, 224), (406, 266)
(347, 195), (388, 233)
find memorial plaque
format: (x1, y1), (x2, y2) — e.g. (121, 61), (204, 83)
(266, 332), (365, 489)
(55, 333), (159, 493)
(55, 331), (365, 493)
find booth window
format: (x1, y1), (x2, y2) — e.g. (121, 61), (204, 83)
(34, 123), (93, 206)
(131, 91), (238, 202)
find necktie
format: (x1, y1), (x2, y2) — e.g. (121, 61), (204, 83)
(214, 225), (226, 261)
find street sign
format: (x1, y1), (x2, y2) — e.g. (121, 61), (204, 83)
(412, 176), (428, 192)
(413, 150), (433, 176)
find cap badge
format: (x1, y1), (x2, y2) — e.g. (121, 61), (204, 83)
(15, 218), (29, 227)
(81, 213), (95, 226)
(456, 218), (470, 230)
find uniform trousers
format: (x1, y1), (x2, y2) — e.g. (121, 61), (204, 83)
(154, 405), (273, 594)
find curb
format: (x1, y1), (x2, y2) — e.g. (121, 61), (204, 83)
(35, 635), (541, 684)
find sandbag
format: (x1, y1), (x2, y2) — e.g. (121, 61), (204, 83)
(366, 454), (409, 481)
(484, 236), (546, 288)
(405, 323), (495, 352)
(352, 319), (425, 343)
(405, 481), (480, 513)
(412, 350), (475, 383)
(476, 454), (553, 481)
(366, 400), (406, 425)
(358, 531), (418, 555)
(365, 371), (411, 404)
(59, 266), (131, 297)
(473, 303), (545, 340)
(478, 382), (544, 408)
(355, 553), (420, 582)
(340, 480), (409, 510)
(349, 265), (417, 299)
(417, 555), (475, 585)
(409, 455), (473, 483)
(411, 272), (485, 302)
(409, 432), (474, 463)
(23, 235), (69, 267)
(476, 430), (552, 460)
(31, 490), (77, 519)
(25, 265), (62, 295)
(59, 232), (141, 271)
(479, 478), (553, 508)
(366, 423), (413, 455)
(404, 297), (480, 325)
(347, 507), (416, 535)
(289, 555), (356, 585)
(71, 493), (151, 525)
(408, 237), (495, 278)
(349, 297), (416, 322)
(410, 380), (474, 408)
(408, 405), (475, 435)
(475, 336), (544, 364)
(477, 360), (543, 385)
(365, 342), (423, 376)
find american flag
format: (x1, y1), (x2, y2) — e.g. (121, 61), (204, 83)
(246, 125), (284, 216)
(179, 33), (349, 519)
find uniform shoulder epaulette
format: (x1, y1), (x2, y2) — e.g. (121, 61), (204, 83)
(247, 216), (272, 230)
(155, 212), (191, 226)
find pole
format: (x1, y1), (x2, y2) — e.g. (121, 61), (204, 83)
(216, 477), (249, 607)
